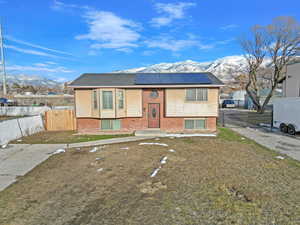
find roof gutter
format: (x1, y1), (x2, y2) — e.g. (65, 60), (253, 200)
(68, 84), (225, 89)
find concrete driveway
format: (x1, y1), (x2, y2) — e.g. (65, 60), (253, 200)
(0, 144), (65, 191)
(232, 127), (300, 161)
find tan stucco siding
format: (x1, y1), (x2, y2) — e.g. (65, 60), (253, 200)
(126, 89), (142, 117)
(165, 88), (219, 117)
(75, 90), (92, 117)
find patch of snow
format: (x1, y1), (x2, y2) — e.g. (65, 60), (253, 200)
(52, 149), (65, 155)
(89, 147), (98, 153)
(168, 149), (176, 153)
(120, 147), (129, 150)
(275, 156), (285, 160)
(95, 157), (103, 161)
(165, 133), (216, 138)
(241, 137), (245, 140)
(97, 168), (104, 172)
(17, 139), (22, 142)
(155, 138), (160, 141)
(150, 167), (161, 178)
(160, 156), (168, 164)
(139, 142), (168, 147)
(1, 142), (8, 149)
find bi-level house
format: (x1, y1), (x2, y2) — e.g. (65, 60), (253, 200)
(69, 73), (224, 133)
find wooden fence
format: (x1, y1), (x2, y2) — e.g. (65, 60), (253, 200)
(45, 110), (76, 131)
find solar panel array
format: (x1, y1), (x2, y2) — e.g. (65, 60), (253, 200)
(134, 73), (212, 85)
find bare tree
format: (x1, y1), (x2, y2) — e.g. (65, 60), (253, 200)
(240, 16), (300, 113)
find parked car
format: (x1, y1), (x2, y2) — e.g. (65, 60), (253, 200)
(0, 98), (8, 106)
(222, 100), (236, 108)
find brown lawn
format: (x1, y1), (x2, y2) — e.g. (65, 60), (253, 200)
(1, 128), (300, 225)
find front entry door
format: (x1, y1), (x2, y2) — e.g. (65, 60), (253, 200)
(148, 103), (160, 128)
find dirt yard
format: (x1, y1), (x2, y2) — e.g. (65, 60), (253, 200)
(11, 131), (132, 144)
(1, 128), (300, 225)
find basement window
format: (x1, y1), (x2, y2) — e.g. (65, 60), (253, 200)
(184, 119), (206, 129)
(101, 119), (121, 130)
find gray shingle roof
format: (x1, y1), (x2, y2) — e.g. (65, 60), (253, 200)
(69, 72), (224, 87)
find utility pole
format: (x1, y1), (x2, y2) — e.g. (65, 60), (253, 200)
(0, 22), (7, 96)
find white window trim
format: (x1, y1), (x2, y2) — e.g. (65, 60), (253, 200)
(184, 118), (207, 130)
(185, 88), (208, 102)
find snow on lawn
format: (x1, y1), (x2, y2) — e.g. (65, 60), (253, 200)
(52, 149), (65, 155)
(139, 142), (168, 147)
(89, 147), (98, 153)
(150, 167), (161, 178)
(160, 156), (168, 164)
(120, 147), (129, 150)
(165, 133), (216, 138)
(168, 149), (176, 153)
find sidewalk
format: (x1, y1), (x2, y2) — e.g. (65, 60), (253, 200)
(231, 127), (300, 161)
(0, 136), (153, 191)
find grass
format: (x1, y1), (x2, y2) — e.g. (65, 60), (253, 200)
(11, 130), (133, 144)
(1, 127), (300, 225)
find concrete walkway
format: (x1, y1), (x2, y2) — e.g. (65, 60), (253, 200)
(231, 127), (300, 161)
(0, 136), (152, 191)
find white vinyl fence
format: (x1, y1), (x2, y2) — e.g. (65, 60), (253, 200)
(0, 106), (51, 116)
(0, 116), (44, 145)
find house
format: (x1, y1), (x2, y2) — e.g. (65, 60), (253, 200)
(282, 61), (300, 97)
(69, 73), (224, 133)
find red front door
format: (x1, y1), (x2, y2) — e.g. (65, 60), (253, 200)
(148, 103), (160, 128)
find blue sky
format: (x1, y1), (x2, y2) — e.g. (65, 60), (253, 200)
(1, 0), (300, 82)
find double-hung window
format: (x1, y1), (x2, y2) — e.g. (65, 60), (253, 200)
(93, 90), (98, 110)
(102, 91), (113, 109)
(186, 88), (208, 101)
(118, 90), (124, 109)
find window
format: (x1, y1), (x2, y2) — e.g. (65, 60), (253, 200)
(101, 120), (121, 130)
(186, 88), (208, 101)
(184, 119), (206, 129)
(93, 90), (98, 109)
(102, 91), (113, 109)
(118, 90), (124, 109)
(150, 89), (159, 98)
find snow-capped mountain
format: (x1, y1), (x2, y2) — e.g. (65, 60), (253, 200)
(117, 55), (271, 82)
(1, 74), (62, 87)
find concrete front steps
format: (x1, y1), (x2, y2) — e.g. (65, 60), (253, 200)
(135, 130), (167, 137)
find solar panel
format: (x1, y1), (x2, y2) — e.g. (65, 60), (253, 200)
(134, 73), (212, 85)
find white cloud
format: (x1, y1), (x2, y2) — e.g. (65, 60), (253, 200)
(76, 10), (141, 51)
(6, 64), (73, 73)
(151, 2), (196, 27)
(51, 0), (90, 11)
(145, 36), (213, 52)
(221, 24), (239, 30)
(4, 44), (61, 58)
(6, 35), (73, 56)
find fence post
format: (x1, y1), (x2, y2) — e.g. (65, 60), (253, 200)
(270, 110), (274, 132)
(222, 111), (225, 127)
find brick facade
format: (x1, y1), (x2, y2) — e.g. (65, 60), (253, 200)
(76, 88), (217, 133)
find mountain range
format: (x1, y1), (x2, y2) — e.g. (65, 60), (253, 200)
(116, 55), (262, 82)
(1, 55), (275, 87)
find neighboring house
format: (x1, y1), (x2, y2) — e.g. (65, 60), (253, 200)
(229, 90), (247, 108)
(282, 61), (300, 97)
(69, 73), (224, 133)
(245, 88), (282, 110)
